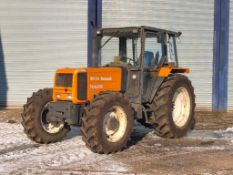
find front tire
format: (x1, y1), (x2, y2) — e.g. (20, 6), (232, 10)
(152, 74), (195, 138)
(81, 92), (134, 154)
(21, 88), (70, 143)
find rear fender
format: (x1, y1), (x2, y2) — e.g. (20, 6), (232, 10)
(154, 67), (190, 77)
(149, 67), (190, 103)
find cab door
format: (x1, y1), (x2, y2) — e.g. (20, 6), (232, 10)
(142, 32), (166, 103)
(124, 37), (142, 104)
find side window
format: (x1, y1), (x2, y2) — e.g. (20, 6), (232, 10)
(127, 38), (141, 67)
(168, 36), (177, 65)
(101, 36), (119, 66)
(127, 39), (133, 58)
(144, 35), (163, 68)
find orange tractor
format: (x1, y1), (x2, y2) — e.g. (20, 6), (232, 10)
(22, 26), (195, 153)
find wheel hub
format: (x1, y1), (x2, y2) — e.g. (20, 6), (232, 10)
(40, 102), (64, 134)
(105, 114), (120, 135)
(103, 106), (127, 142)
(172, 87), (191, 127)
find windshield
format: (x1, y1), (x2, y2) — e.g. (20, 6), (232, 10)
(99, 36), (141, 67)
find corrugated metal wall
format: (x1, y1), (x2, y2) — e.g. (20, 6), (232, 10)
(229, 0), (233, 110)
(0, 0), (87, 107)
(102, 0), (214, 109)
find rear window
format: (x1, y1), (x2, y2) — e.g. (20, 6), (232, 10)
(56, 73), (73, 87)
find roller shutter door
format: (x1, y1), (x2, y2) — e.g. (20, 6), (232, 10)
(0, 0), (87, 107)
(102, 0), (214, 109)
(228, 0), (233, 110)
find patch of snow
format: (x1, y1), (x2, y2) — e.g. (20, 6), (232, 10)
(0, 123), (130, 174)
(145, 131), (160, 139)
(187, 130), (222, 140)
(153, 143), (162, 147)
(183, 145), (226, 152)
(0, 123), (32, 151)
(140, 143), (163, 149)
(214, 127), (233, 144)
(0, 123), (233, 174)
(201, 173), (213, 175)
(187, 128), (233, 145)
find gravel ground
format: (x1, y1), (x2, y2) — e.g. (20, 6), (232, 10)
(0, 109), (233, 175)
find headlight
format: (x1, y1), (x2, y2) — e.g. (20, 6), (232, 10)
(56, 93), (61, 99)
(67, 94), (72, 100)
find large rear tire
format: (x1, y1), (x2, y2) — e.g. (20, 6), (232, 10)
(152, 74), (195, 138)
(21, 88), (70, 143)
(81, 92), (134, 154)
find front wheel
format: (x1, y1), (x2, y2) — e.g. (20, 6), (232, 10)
(21, 88), (70, 143)
(152, 74), (195, 138)
(81, 92), (134, 154)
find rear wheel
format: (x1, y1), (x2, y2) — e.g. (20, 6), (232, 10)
(152, 74), (195, 138)
(81, 92), (134, 154)
(21, 88), (70, 143)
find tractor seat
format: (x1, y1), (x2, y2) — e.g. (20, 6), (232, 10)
(144, 51), (154, 68)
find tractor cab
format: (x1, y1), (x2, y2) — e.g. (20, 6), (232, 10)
(94, 26), (187, 105)
(95, 26), (181, 69)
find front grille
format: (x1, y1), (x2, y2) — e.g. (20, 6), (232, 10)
(77, 72), (87, 100)
(56, 73), (73, 87)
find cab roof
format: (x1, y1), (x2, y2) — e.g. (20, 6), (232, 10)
(99, 26), (181, 38)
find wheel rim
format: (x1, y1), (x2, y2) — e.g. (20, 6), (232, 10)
(172, 87), (191, 127)
(103, 106), (127, 142)
(40, 103), (64, 134)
